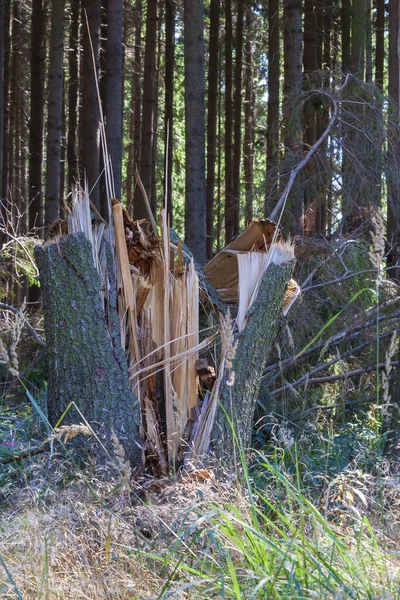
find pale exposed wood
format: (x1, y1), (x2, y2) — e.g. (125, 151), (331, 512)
(113, 202), (140, 368)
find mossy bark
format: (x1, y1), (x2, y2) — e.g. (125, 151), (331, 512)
(35, 233), (142, 463)
(211, 261), (295, 459)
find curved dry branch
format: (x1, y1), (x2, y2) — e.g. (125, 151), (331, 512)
(0, 302), (46, 347)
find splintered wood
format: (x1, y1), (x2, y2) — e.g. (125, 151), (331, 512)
(113, 202), (200, 474)
(204, 219), (300, 331)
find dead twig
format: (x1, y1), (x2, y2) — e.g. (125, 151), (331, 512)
(0, 302), (46, 347)
(270, 75), (350, 221)
(271, 361), (399, 396)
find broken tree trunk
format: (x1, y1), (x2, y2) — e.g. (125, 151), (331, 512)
(210, 249), (295, 459)
(35, 233), (142, 463)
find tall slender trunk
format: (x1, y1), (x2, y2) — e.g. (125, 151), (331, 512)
(164, 0), (175, 224)
(81, 0), (101, 210)
(341, 0), (351, 72)
(265, 0), (280, 217)
(45, 0), (65, 227)
(105, 0), (123, 199)
(387, 0), (400, 279)
(67, 0), (80, 192)
(126, 0), (142, 213)
(1, 0), (10, 207)
(375, 0), (384, 86)
(243, 7), (253, 225)
(206, 0), (220, 258)
(0, 0), (4, 211)
(184, 0), (206, 265)
(224, 0), (233, 243)
(150, 12), (162, 206)
(231, 0), (243, 238)
(138, 0), (158, 218)
(28, 0), (46, 234)
(283, 0), (303, 236)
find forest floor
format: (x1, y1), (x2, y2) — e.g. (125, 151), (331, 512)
(1, 426), (400, 600)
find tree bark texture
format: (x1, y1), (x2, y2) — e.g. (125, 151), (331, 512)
(0, 0), (4, 212)
(211, 260), (295, 458)
(105, 0), (123, 199)
(283, 0), (303, 236)
(206, 0), (220, 259)
(81, 0), (101, 210)
(45, 0), (65, 227)
(184, 0), (207, 266)
(138, 0), (158, 218)
(265, 0), (280, 217)
(232, 0), (244, 238)
(67, 0), (80, 192)
(387, 0), (400, 279)
(35, 233), (142, 463)
(243, 7), (254, 225)
(164, 0), (175, 224)
(224, 0), (234, 244)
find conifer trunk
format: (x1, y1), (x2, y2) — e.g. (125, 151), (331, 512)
(35, 234), (142, 463)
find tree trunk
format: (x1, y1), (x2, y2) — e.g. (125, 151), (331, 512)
(265, 0), (280, 217)
(231, 0), (244, 238)
(0, 0), (4, 214)
(126, 0), (142, 213)
(67, 0), (80, 193)
(341, 0), (351, 73)
(81, 0), (101, 210)
(138, 0), (158, 218)
(105, 0), (123, 199)
(283, 0), (303, 236)
(206, 0), (220, 259)
(1, 0), (10, 208)
(164, 0), (175, 224)
(183, 0), (207, 265)
(29, 0), (46, 235)
(45, 0), (65, 228)
(387, 0), (400, 280)
(351, 0), (366, 78)
(375, 0), (384, 86)
(34, 233), (142, 463)
(211, 257), (295, 458)
(243, 6), (254, 225)
(224, 0), (234, 244)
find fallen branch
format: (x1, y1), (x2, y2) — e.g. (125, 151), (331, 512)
(0, 302), (46, 347)
(302, 265), (400, 293)
(271, 361), (399, 396)
(0, 442), (48, 465)
(270, 75), (349, 221)
(269, 329), (398, 389)
(263, 309), (400, 378)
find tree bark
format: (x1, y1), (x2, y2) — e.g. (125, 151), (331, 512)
(375, 0), (384, 86)
(387, 0), (400, 279)
(184, 0), (207, 265)
(138, 0), (158, 218)
(265, 0), (280, 217)
(224, 0), (234, 244)
(29, 0), (46, 235)
(67, 0), (80, 192)
(164, 0), (175, 224)
(243, 7), (254, 225)
(105, 0), (123, 199)
(283, 0), (303, 236)
(211, 259), (295, 458)
(81, 0), (101, 211)
(45, 0), (65, 227)
(206, 0), (220, 259)
(231, 0), (244, 239)
(34, 233), (142, 463)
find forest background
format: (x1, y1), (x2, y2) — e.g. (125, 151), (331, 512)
(1, 0), (400, 597)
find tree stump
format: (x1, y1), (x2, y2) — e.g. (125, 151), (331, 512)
(35, 233), (142, 463)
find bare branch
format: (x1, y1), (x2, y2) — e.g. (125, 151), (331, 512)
(0, 302), (46, 347)
(271, 361), (399, 396)
(270, 75), (350, 222)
